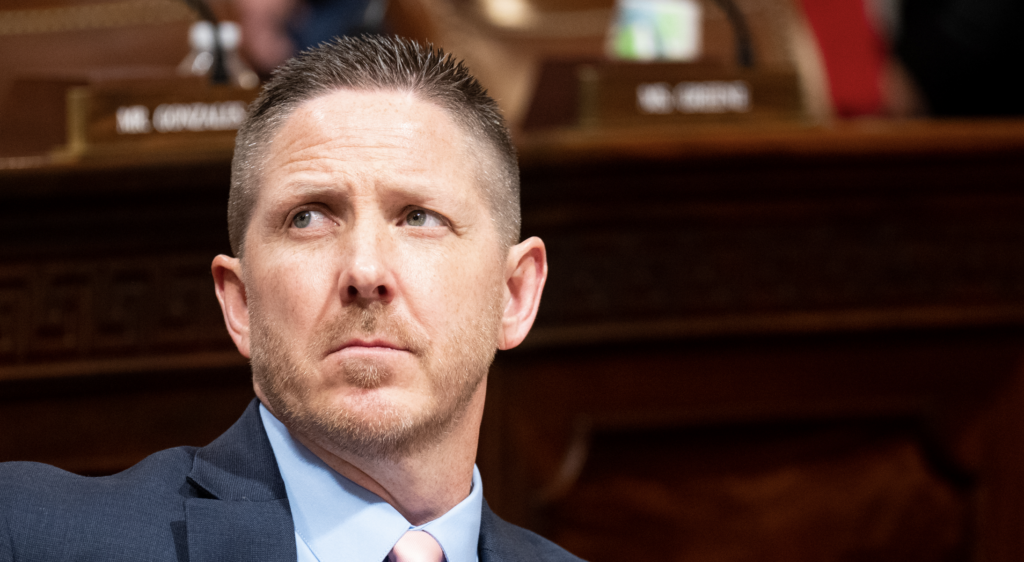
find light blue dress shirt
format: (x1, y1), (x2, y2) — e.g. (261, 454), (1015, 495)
(260, 404), (482, 562)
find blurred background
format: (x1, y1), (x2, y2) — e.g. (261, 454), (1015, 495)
(1, 0), (1024, 560)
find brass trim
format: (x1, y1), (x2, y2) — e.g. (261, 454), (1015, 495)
(66, 86), (90, 155)
(0, 0), (195, 36)
(576, 64), (599, 128)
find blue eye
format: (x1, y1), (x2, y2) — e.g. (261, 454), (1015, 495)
(293, 211), (313, 228)
(405, 209), (444, 227)
(407, 210), (427, 226)
(293, 209), (329, 229)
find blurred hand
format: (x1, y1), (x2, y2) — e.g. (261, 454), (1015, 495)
(232, 0), (299, 73)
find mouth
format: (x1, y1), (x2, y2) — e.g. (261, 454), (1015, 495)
(330, 338), (409, 355)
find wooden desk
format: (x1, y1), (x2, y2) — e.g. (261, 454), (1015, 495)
(486, 119), (1024, 562)
(0, 148), (252, 474)
(2, 120), (1024, 561)
(516, 119), (1024, 345)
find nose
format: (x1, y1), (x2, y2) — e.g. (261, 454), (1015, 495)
(340, 221), (396, 304)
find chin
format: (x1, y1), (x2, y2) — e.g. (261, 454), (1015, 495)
(249, 301), (495, 461)
(305, 392), (446, 460)
(334, 355), (405, 390)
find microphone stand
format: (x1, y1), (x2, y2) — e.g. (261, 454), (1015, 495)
(179, 0), (230, 84)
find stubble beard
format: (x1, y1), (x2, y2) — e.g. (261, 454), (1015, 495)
(249, 290), (501, 462)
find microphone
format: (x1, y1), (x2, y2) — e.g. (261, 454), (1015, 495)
(179, 0), (229, 84)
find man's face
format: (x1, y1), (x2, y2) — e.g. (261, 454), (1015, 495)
(241, 88), (506, 460)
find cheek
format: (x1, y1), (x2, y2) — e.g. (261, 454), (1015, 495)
(395, 241), (501, 326)
(251, 245), (339, 328)
(392, 242), (450, 314)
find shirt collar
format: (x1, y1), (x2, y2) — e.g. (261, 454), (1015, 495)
(260, 403), (482, 562)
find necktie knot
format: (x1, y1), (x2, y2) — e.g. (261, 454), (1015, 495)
(387, 530), (446, 562)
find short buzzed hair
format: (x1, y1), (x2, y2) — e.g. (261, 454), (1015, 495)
(228, 35), (520, 257)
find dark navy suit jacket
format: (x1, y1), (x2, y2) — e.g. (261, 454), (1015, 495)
(0, 399), (582, 562)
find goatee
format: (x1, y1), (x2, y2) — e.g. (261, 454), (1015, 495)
(249, 297), (499, 461)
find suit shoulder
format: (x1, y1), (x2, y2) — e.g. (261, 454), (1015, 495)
(480, 507), (586, 562)
(0, 446), (200, 561)
(0, 445), (198, 502)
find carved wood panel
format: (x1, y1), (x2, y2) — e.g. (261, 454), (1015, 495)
(548, 425), (969, 562)
(0, 256), (236, 377)
(539, 215), (1024, 323)
(481, 327), (1024, 561)
(518, 129), (1024, 345)
(0, 157), (238, 381)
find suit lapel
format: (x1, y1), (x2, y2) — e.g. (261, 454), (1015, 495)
(185, 497), (294, 562)
(185, 399), (297, 562)
(478, 500), (508, 562)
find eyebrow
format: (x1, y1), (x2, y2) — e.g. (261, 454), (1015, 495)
(269, 179), (458, 210)
(379, 181), (448, 203)
(279, 183), (343, 200)
(258, 184), (339, 213)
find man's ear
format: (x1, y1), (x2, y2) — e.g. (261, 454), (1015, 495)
(212, 254), (252, 358)
(499, 236), (548, 350)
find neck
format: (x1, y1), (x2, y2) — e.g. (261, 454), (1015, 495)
(274, 380), (486, 526)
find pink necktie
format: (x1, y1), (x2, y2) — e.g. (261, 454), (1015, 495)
(387, 530), (446, 562)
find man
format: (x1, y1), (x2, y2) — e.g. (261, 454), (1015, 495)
(0, 35), (580, 562)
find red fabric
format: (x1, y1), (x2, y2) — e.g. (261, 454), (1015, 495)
(798, 0), (888, 116)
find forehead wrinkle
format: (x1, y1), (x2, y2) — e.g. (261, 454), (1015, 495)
(270, 92), (465, 172)
(260, 88), (488, 218)
(273, 130), (416, 163)
(272, 183), (348, 202)
(269, 142), (412, 188)
(269, 132), (457, 193)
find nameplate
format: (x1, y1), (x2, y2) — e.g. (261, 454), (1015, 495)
(578, 62), (803, 127)
(65, 79), (258, 157)
(523, 61), (804, 130)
